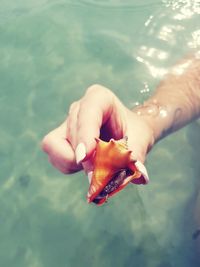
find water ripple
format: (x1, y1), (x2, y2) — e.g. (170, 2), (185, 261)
(0, 0), (161, 25)
(77, 0), (161, 9)
(0, 0), (66, 24)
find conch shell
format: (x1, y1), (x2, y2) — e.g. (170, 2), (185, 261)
(87, 137), (149, 205)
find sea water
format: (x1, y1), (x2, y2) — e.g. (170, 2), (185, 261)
(0, 0), (200, 266)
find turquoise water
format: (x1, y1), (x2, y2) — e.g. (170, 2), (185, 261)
(1, 0), (200, 266)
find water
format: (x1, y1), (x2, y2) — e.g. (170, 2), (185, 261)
(1, 0), (200, 266)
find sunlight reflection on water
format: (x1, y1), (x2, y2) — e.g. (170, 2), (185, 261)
(0, 0), (200, 267)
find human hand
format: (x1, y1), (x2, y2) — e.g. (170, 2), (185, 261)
(42, 84), (155, 177)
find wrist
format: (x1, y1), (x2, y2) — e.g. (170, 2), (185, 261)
(133, 99), (176, 143)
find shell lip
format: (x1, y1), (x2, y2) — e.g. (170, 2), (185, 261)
(87, 170), (126, 204)
(87, 169), (142, 205)
(93, 175), (133, 205)
(88, 162), (149, 205)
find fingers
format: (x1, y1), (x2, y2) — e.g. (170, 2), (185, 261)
(67, 84), (115, 163)
(42, 84), (126, 176)
(66, 100), (80, 152)
(42, 121), (82, 174)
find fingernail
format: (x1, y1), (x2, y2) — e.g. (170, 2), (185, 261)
(87, 171), (93, 184)
(135, 161), (149, 184)
(87, 184), (96, 199)
(75, 143), (86, 164)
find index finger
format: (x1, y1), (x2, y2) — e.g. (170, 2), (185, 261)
(74, 85), (115, 163)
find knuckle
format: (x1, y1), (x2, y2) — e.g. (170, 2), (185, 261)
(86, 84), (105, 94)
(68, 101), (79, 114)
(41, 131), (57, 153)
(86, 84), (113, 99)
(41, 134), (52, 153)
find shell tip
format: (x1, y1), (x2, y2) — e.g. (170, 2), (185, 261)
(110, 138), (115, 145)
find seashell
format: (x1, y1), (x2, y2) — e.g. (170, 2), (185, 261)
(87, 137), (149, 205)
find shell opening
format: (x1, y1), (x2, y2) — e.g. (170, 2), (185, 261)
(92, 168), (134, 204)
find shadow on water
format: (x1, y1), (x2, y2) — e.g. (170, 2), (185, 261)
(38, 184), (172, 267)
(69, 190), (173, 267)
(0, 164), (173, 267)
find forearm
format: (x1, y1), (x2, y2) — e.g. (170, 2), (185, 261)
(134, 53), (200, 143)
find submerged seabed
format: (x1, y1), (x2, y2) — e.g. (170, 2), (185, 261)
(0, 0), (200, 266)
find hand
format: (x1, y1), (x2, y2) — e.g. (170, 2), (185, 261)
(42, 84), (155, 176)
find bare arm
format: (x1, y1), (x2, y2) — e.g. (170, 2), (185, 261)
(134, 53), (200, 143)
(42, 53), (200, 176)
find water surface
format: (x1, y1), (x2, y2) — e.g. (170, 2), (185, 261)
(1, 0), (200, 266)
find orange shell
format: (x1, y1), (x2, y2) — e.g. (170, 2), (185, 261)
(87, 138), (146, 205)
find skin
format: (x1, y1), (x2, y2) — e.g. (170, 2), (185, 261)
(136, 53), (200, 142)
(42, 85), (155, 174)
(42, 53), (200, 175)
